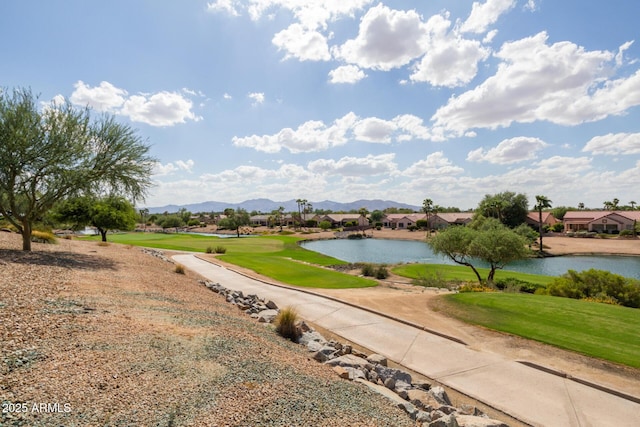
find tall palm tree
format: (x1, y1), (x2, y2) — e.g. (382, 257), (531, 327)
(534, 195), (552, 255)
(630, 201), (637, 211)
(578, 202), (584, 210)
(423, 198), (433, 236)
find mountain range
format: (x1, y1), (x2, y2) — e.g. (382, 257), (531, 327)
(146, 199), (422, 214)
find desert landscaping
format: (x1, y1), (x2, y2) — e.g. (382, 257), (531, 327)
(1, 229), (639, 425)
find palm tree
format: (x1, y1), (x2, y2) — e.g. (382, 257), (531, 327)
(422, 198), (433, 237)
(578, 202), (584, 210)
(534, 195), (552, 255)
(630, 201), (637, 211)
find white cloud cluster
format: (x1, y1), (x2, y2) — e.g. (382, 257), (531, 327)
(460, 0), (515, 34)
(583, 132), (640, 155)
(328, 65), (367, 84)
(467, 137), (548, 164)
(231, 112), (435, 152)
(308, 153), (397, 177)
(154, 159), (196, 176)
(272, 24), (331, 61)
(248, 92), (265, 106)
(69, 81), (200, 127)
(432, 32), (640, 134)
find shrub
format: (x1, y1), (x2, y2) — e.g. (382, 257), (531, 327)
(319, 220), (332, 231)
(214, 246), (227, 254)
(361, 264), (376, 277)
(274, 306), (300, 341)
(30, 230), (57, 244)
(205, 245), (214, 254)
(459, 284), (496, 293)
(407, 225), (418, 232)
(375, 265), (389, 279)
(494, 278), (545, 294)
(412, 270), (456, 290)
(347, 233), (363, 239)
(546, 269), (640, 308)
(551, 223), (564, 232)
(174, 264), (185, 274)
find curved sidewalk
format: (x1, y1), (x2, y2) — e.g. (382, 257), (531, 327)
(173, 254), (640, 427)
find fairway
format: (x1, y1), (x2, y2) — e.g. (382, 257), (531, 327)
(439, 292), (640, 368)
(86, 233), (376, 289)
(392, 263), (554, 286)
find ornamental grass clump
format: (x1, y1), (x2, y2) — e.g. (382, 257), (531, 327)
(274, 306), (301, 342)
(30, 231), (57, 244)
(174, 264), (186, 275)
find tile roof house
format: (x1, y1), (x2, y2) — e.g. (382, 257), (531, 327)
(382, 213), (425, 229)
(563, 211), (640, 233)
(431, 212), (475, 229)
(525, 212), (559, 228)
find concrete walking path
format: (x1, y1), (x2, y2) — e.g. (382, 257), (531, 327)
(173, 254), (640, 427)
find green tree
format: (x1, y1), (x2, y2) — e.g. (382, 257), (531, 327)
(370, 210), (384, 224)
(0, 88), (154, 251)
(422, 198), (434, 236)
(156, 214), (184, 230)
(219, 208), (250, 237)
(476, 192), (529, 228)
(429, 219), (529, 285)
(534, 195), (552, 254)
(54, 196), (137, 242)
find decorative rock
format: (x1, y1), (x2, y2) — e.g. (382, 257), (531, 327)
(333, 366), (350, 379)
(298, 331), (326, 346)
(257, 309), (278, 323)
(375, 365), (412, 385)
(397, 401), (418, 419)
(413, 378), (432, 390)
(430, 386), (452, 406)
(416, 410), (432, 423)
(345, 367), (367, 381)
(307, 340), (324, 352)
(341, 344), (352, 354)
(324, 354), (369, 369)
(406, 389), (435, 410)
(312, 346), (338, 362)
(384, 377), (396, 390)
(429, 414), (459, 427)
(367, 353), (388, 366)
(454, 415), (509, 427)
(298, 321), (312, 332)
(265, 300), (278, 310)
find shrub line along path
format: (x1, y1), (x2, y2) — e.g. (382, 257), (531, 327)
(173, 254), (640, 427)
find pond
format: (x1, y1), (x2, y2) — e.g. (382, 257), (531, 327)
(300, 238), (640, 279)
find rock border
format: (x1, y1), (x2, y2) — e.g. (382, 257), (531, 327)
(199, 278), (510, 427)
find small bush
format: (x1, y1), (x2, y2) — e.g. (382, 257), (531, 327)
(375, 265), (389, 279)
(494, 278), (545, 294)
(30, 230), (57, 244)
(361, 264), (376, 277)
(174, 264), (185, 274)
(413, 270), (456, 290)
(459, 284), (497, 293)
(205, 245), (214, 254)
(214, 246), (227, 254)
(347, 233), (363, 239)
(546, 269), (640, 308)
(275, 306), (300, 341)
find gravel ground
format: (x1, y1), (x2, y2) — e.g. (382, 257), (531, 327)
(0, 232), (414, 427)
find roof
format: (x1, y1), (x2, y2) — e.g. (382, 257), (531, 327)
(563, 210), (640, 222)
(433, 212), (474, 223)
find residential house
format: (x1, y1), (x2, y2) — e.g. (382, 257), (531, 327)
(430, 212), (474, 229)
(315, 213), (367, 228)
(525, 212), (559, 229)
(563, 211), (640, 233)
(382, 213), (425, 229)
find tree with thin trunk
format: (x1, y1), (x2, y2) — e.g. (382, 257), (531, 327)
(630, 201), (636, 211)
(0, 88), (154, 250)
(534, 195), (552, 255)
(422, 198), (433, 237)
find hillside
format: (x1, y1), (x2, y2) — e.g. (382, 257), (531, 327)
(0, 232), (413, 426)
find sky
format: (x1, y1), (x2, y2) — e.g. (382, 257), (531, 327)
(2, 0), (640, 211)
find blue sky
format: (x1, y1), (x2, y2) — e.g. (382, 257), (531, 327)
(2, 0), (640, 210)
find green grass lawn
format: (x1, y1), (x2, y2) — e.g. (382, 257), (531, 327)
(438, 292), (640, 368)
(392, 263), (555, 286)
(84, 233), (376, 289)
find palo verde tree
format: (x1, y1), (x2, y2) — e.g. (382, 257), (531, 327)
(428, 217), (529, 285)
(0, 87), (154, 250)
(54, 196), (137, 242)
(219, 208), (250, 237)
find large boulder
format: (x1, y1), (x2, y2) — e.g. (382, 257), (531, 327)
(455, 415), (509, 427)
(374, 365), (412, 385)
(257, 309), (278, 323)
(324, 354), (370, 369)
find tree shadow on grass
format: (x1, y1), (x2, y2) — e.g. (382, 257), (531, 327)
(0, 249), (118, 271)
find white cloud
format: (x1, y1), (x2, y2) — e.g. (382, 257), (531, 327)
(70, 81), (200, 127)
(328, 65), (367, 84)
(432, 32), (632, 135)
(153, 160), (195, 177)
(353, 117), (397, 143)
(232, 112), (358, 153)
(121, 91), (200, 127)
(272, 23), (331, 61)
(308, 153), (398, 177)
(232, 112), (434, 153)
(582, 132), (640, 155)
(332, 4), (428, 71)
(248, 92), (265, 106)
(524, 0), (538, 12)
(460, 0), (515, 34)
(70, 80), (127, 112)
(206, 0), (240, 16)
(410, 13), (489, 87)
(467, 137), (549, 164)
(404, 151), (464, 177)
(223, 93), (232, 100)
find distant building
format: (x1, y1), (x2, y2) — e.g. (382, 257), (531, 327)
(563, 211), (640, 233)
